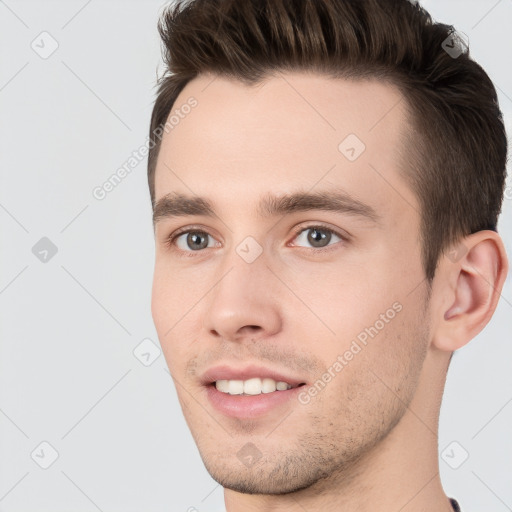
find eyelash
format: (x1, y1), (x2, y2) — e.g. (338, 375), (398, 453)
(164, 224), (348, 257)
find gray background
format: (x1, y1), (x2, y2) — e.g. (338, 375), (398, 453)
(0, 0), (511, 511)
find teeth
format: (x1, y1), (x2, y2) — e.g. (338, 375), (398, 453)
(215, 378), (293, 395)
(215, 380), (230, 393)
(261, 378), (276, 393)
(244, 377), (262, 395)
(228, 380), (244, 395)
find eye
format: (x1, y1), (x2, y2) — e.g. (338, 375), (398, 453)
(164, 224), (347, 256)
(167, 229), (218, 253)
(290, 225), (346, 250)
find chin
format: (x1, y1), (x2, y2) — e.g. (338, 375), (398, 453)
(200, 450), (334, 496)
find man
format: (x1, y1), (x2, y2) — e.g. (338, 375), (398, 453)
(147, 0), (509, 510)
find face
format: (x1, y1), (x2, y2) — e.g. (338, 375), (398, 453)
(151, 72), (432, 494)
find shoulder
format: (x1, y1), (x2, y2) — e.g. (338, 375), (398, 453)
(450, 497), (461, 511)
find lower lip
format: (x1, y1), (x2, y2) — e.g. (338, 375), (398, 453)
(205, 384), (306, 419)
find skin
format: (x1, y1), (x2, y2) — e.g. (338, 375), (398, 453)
(150, 71), (508, 512)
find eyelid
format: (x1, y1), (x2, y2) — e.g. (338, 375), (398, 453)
(165, 224), (221, 255)
(164, 222), (349, 255)
(290, 222), (350, 243)
(286, 223), (349, 253)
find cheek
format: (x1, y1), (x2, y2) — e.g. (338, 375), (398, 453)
(300, 264), (425, 378)
(151, 263), (205, 374)
(151, 260), (192, 330)
(314, 301), (429, 429)
(151, 266), (184, 368)
(151, 268), (171, 334)
(282, 260), (391, 342)
(353, 297), (429, 384)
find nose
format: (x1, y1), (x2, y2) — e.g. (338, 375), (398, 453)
(202, 253), (283, 343)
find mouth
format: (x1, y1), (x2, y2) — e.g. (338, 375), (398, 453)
(210, 377), (307, 396)
(200, 365), (309, 419)
(206, 378), (306, 420)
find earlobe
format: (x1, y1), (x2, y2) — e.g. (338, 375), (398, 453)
(432, 231), (508, 352)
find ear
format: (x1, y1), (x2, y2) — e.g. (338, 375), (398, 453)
(431, 230), (509, 352)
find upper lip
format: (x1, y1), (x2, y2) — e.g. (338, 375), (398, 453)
(200, 364), (308, 387)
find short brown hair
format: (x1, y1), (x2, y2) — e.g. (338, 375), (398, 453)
(147, 0), (508, 282)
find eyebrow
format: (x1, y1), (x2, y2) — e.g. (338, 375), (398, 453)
(152, 190), (381, 226)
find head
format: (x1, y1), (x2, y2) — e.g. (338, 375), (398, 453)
(148, 0), (508, 497)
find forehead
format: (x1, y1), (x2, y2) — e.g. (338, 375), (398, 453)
(154, 72), (418, 222)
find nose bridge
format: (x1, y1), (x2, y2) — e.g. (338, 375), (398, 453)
(202, 242), (282, 341)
